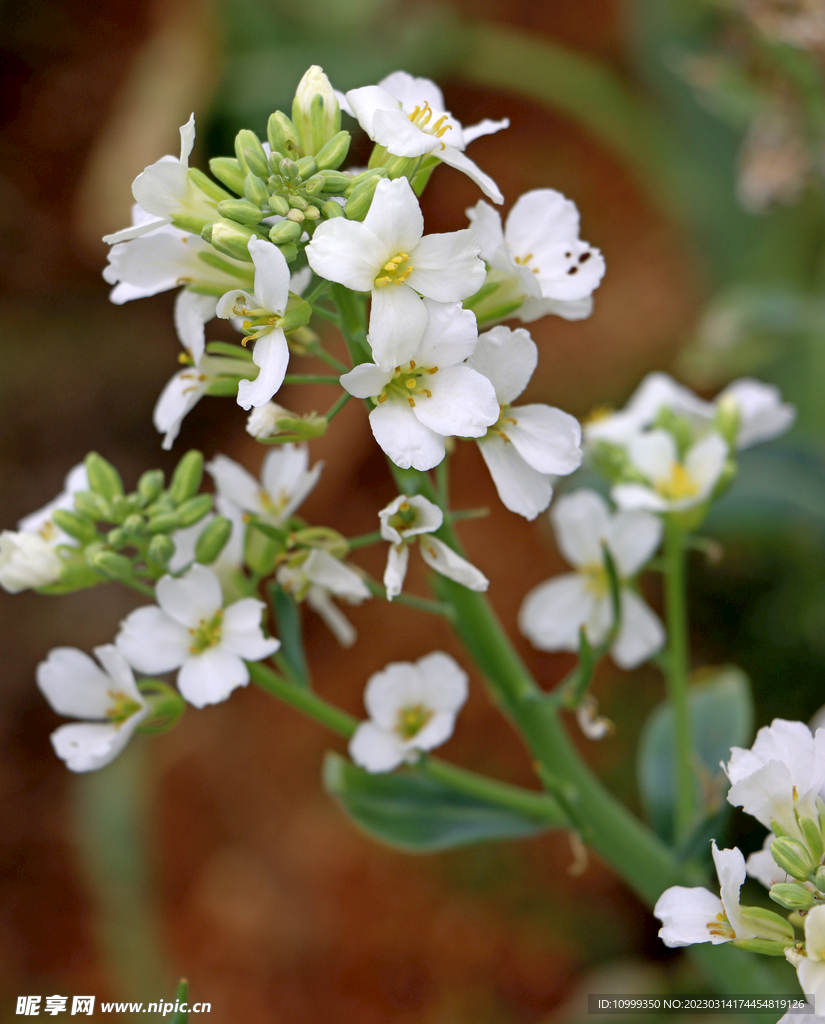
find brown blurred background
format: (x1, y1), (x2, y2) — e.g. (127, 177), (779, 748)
(2, 0), (825, 1020)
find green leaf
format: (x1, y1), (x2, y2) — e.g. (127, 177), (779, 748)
(323, 752), (552, 852)
(268, 583), (310, 687)
(170, 979), (188, 1023)
(637, 666), (754, 849)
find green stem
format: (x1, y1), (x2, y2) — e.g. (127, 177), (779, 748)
(663, 516), (695, 843)
(364, 576), (456, 618)
(447, 507), (490, 523)
(309, 305), (341, 327)
(283, 374), (341, 384)
(347, 530), (384, 550)
(435, 450), (450, 509)
(326, 392), (351, 422)
(304, 280), (331, 305)
(121, 577), (156, 599)
(248, 661), (357, 737)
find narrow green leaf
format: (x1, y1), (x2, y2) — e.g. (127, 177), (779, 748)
(268, 582), (310, 687)
(170, 979), (189, 1023)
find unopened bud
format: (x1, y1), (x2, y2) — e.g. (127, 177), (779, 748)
(343, 167), (388, 196)
(279, 158), (299, 180)
(313, 130), (351, 171)
(207, 219), (255, 262)
(738, 905), (796, 943)
(170, 213), (213, 235)
(270, 411), (327, 439)
(303, 205), (320, 221)
(771, 836), (815, 880)
(267, 194), (290, 216)
(137, 470), (164, 506)
(269, 220), (302, 245)
(74, 491), (112, 522)
(85, 452), (124, 501)
(292, 527), (348, 559)
(234, 129), (267, 175)
(243, 147), (269, 179)
(209, 157), (245, 196)
(106, 527), (130, 549)
(110, 495), (135, 522)
(292, 66), (340, 156)
(88, 550), (133, 581)
(176, 494), (213, 527)
(288, 194), (308, 211)
(218, 198), (263, 226)
(799, 816), (824, 864)
(815, 866), (825, 891)
(286, 208), (304, 223)
(195, 516), (233, 564)
(770, 882), (816, 911)
(733, 938), (794, 956)
(277, 243), (298, 263)
(243, 174), (269, 207)
(147, 534), (175, 565)
(345, 176), (380, 221)
(303, 174), (325, 196)
(123, 514), (144, 534)
(322, 199), (345, 219)
(715, 393), (741, 448)
(147, 513), (182, 535)
(169, 450), (204, 504)
(296, 155), (316, 179)
(267, 111), (303, 161)
(318, 169), (352, 193)
(187, 167), (232, 204)
(51, 510), (97, 544)
(246, 402), (290, 439)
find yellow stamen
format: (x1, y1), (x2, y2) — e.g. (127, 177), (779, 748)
(656, 463), (698, 501)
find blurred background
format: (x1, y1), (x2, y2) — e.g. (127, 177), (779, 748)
(2, 0), (825, 1020)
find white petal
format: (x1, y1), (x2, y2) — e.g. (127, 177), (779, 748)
(415, 299), (478, 369)
(340, 361), (393, 398)
(132, 159), (189, 219)
(462, 117), (509, 145)
(627, 429), (679, 482)
(378, 72), (446, 115)
(369, 399), (446, 471)
(237, 329), (289, 410)
(437, 145), (504, 204)
(36, 647), (116, 719)
(551, 490), (611, 568)
(465, 200), (505, 262)
(303, 549), (370, 602)
(363, 177), (426, 256)
(349, 722), (405, 773)
(415, 651), (469, 713)
(418, 535), (489, 592)
(306, 586), (357, 647)
(505, 404), (583, 476)
(412, 365), (498, 439)
(746, 835), (778, 890)
(727, 759), (798, 834)
(606, 509), (663, 578)
(248, 238), (290, 314)
(178, 114), (196, 163)
(153, 369), (206, 451)
(221, 598), (280, 660)
(156, 564), (223, 627)
(610, 589), (665, 669)
(712, 842), (752, 940)
(797, 958), (825, 1017)
(379, 493), (443, 543)
(610, 483), (669, 513)
(653, 886), (726, 947)
(719, 379), (795, 450)
(0, 531), (63, 592)
(178, 647), (249, 708)
(216, 288), (258, 320)
(306, 218), (386, 291)
(806, 906), (825, 961)
(518, 574), (598, 653)
(685, 432), (728, 494)
(518, 294), (594, 322)
(405, 709), (458, 754)
(207, 454), (263, 513)
(364, 661), (422, 728)
(383, 544), (409, 600)
(408, 229), (486, 301)
(261, 444), (322, 521)
(289, 265), (312, 297)
(174, 290), (216, 364)
(344, 85), (400, 138)
(372, 107), (440, 157)
(116, 605), (190, 674)
(477, 436), (553, 520)
(50, 718), (143, 772)
(505, 189), (579, 261)
(102, 216), (169, 244)
(368, 285), (428, 369)
(467, 326), (537, 405)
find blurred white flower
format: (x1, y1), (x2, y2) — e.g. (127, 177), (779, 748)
(277, 548), (370, 648)
(207, 444), (322, 526)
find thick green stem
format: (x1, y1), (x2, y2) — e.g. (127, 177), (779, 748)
(347, 530), (384, 550)
(283, 374), (341, 384)
(248, 661), (357, 737)
(663, 516), (695, 843)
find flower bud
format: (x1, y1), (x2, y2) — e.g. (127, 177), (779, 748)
(187, 167), (232, 204)
(74, 491), (112, 522)
(288, 194), (308, 211)
(815, 866), (825, 891)
(277, 243), (298, 263)
(217, 198), (263, 226)
(799, 816), (824, 864)
(195, 516), (233, 565)
(267, 111), (303, 160)
(234, 129), (267, 175)
(147, 513), (182, 535)
(292, 66), (340, 156)
(292, 527), (348, 559)
(279, 158), (299, 181)
(303, 205), (320, 221)
(88, 550), (133, 581)
(106, 527), (130, 549)
(345, 176), (381, 221)
(313, 130), (351, 171)
(137, 470), (164, 506)
(206, 219), (255, 263)
(85, 452), (124, 501)
(737, 905), (796, 943)
(296, 155), (316, 179)
(169, 450), (204, 504)
(170, 213), (214, 235)
(269, 220), (302, 245)
(243, 147), (269, 179)
(322, 199), (345, 219)
(0, 531), (63, 593)
(286, 208), (304, 224)
(343, 167), (387, 196)
(246, 401), (291, 439)
(209, 157), (245, 196)
(267, 194), (290, 216)
(176, 494), (213, 528)
(733, 938), (794, 956)
(147, 534), (175, 566)
(51, 510), (97, 545)
(265, 411), (327, 439)
(111, 495), (135, 522)
(771, 836), (815, 880)
(318, 169), (352, 193)
(303, 173), (325, 196)
(769, 882), (816, 911)
(243, 174), (269, 207)
(123, 514), (144, 535)
(715, 393), (741, 448)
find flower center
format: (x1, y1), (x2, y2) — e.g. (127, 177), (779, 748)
(229, 301), (283, 343)
(407, 102), (453, 146)
(258, 487), (290, 521)
(581, 561), (609, 600)
(374, 360), (438, 409)
(38, 520), (58, 542)
(514, 252), (540, 275)
(706, 912), (735, 940)
(106, 690), (142, 725)
(374, 253), (414, 288)
(386, 500), (420, 536)
(655, 462), (699, 501)
(188, 609), (224, 654)
(394, 703), (434, 740)
(488, 404), (518, 441)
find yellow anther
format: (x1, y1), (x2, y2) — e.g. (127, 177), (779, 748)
(407, 397), (416, 407)
(431, 115), (452, 138)
(178, 352), (190, 365)
(406, 378), (417, 389)
(420, 388), (432, 398)
(374, 275), (392, 288)
(409, 360), (416, 369)
(426, 366), (438, 374)
(377, 394), (388, 403)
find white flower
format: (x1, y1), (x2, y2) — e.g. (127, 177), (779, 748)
(467, 190), (605, 321)
(716, 378), (796, 449)
(344, 71), (508, 203)
(746, 834), (778, 889)
(207, 444), (322, 525)
(17, 463), (89, 542)
(277, 548), (370, 648)
(103, 210), (251, 306)
(307, 176), (486, 369)
(340, 299), (498, 471)
(724, 719), (825, 843)
(216, 239), (292, 410)
(168, 496), (245, 588)
(518, 490), (665, 669)
(115, 564), (279, 708)
(794, 906), (825, 1015)
(0, 532), (64, 593)
(36, 645), (149, 772)
(378, 494), (488, 599)
(246, 401), (293, 439)
(102, 116), (217, 243)
(611, 430), (729, 513)
(349, 651), (469, 772)
(467, 326), (583, 519)
(654, 842), (759, 947)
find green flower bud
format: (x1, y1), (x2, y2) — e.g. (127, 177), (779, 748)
(243, 174), (269, 207)
(195, 515), (233, 565)
(243, 147), (269, 179)
(737, 905), (796, 943)
(771, 817), (790, 839)
(288, 194), (308, 211)
(176, 494), (213, 527)
(113, 494), (138, 521)
(303, 173), (325, 196)
(267, 411), (327, 439)
(206, 219), (254, 263)
(279, 158), (299, 181)
(318, 169), (352, 193)
(303, 205), (320, 221)
(186, 167), (232, 204)
(147, 534), (175, 566)
(217, 198), (263, 226)
(267, 111), (303, 161)
(769, 882), (816, 911)
(345, 176), (381, 221)
(296, 155), (316, 179)
(771, 836), (815, 880)
(286, 208), (304, 224)
(234, 129), (267, 175)
(123, 514), (144, 534)
(815, 866), (825, 891)
(279, 297), (312, 333)
(268, 194), (290, 216)
(799, 816), (824, 864)
(277, 243), (298, 263)
(169, 450), (204, 504)
(137, 469), (164, 506)
(74, 490), (112, 522)
(322, 199), (345, 219)
(106, 527), (130, 549)
(343, 167), (387, 196)
(313, 130), (351, 172)
(51, 509), (97, 544)
(292, 66), (340, 156)
(209, 157), (245, 196)
(269, 220), (302, 245)
(147, 513), (182, 535)
(88, 549), (134, 581)
(732, 938), (794, 956)
(85, 452), (124, 501)
(170, 213), (214, 235)
(292, 526), (348, 559)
